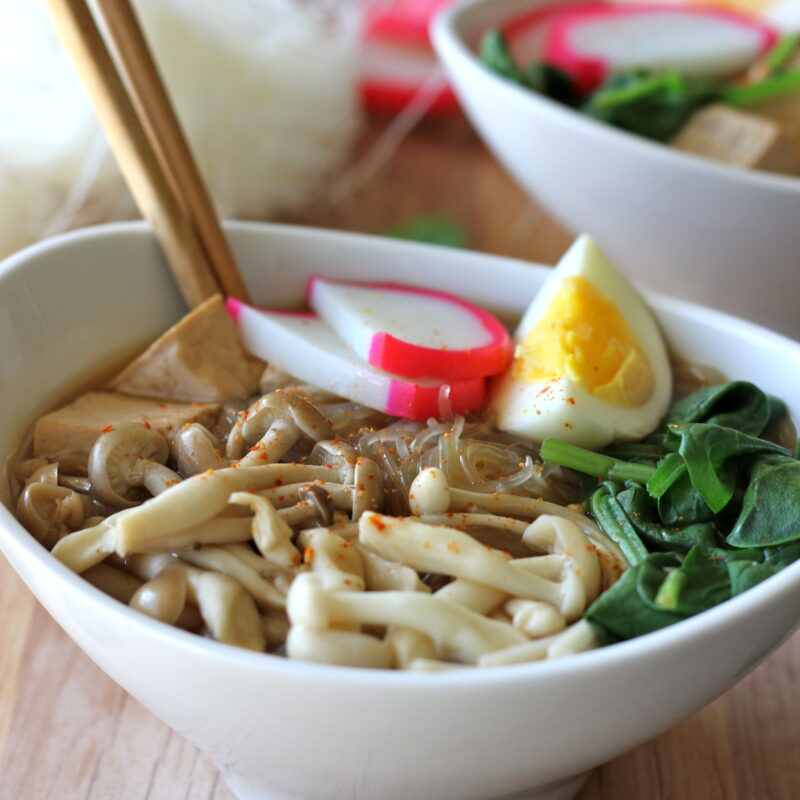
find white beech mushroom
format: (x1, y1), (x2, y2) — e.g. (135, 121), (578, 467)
(171, 423), (228, 475)
(286, 626), (395, 669)
(178, 545), (288, 610)
(522, 515), (602, 619)
(89, 422), (182, 508)
(16, 482), (85, 550)
(261, 610), (291, 648)
(287, 530), (393, 668)
(433, 579), (508, 615)
(234, 391), (334, 466)
(129, 568), (188, 625)
(125, 553), (265, 651)
(478, 620), (599, 667)
(356, 546), (430, 592)
(83, 563), (144, 603)
(229, 492), (301, 569)
(384, 627), (438, 668)
(286, 572), (525, 665)
(112, 465), (319, 552)
(307, 439), (360, 483)
(24, 462), (59, 487)
(503, 598), (567, 638)
(409, 467), (450, 515)
(297, 528), (365, 592)
(225, 543), (295, 595)
(359, 512), (578, 616)
(411, 467), (626, 587)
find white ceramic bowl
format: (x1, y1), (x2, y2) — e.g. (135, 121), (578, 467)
(432, 0), (800, 340)
(2, 222), (800, 800)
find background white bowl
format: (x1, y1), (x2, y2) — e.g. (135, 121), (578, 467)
(432, 0), (800, 340)
(2, 222), (800, 800)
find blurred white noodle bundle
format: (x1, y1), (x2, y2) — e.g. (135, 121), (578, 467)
(0, 0), (362, 259)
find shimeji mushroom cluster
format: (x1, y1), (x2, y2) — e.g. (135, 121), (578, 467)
(14, 388), (627, 670)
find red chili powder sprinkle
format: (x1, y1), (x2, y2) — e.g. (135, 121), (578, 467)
(372, 517), (387, 532)
(303, 547), (315, 564)
(101, 425), (113, 433)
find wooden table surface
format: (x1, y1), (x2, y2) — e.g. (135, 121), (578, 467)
(2, 116), (799, 800)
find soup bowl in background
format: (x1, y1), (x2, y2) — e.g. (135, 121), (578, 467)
(1, 222), (800, 800)
(431, 0), (800, 341)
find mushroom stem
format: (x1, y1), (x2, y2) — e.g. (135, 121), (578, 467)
(287, 573), (525, 664)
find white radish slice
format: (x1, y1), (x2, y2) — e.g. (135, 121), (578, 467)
(226, 299), (486, 421)
(307, 276), (512, 380)
(544, 5), (777, 91)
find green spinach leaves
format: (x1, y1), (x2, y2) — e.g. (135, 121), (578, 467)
(541, 381), (800, 643)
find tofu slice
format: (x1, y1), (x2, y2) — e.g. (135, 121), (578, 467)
(33, 392), (221, 458)
(108, 294), (264, 402)
(671, 104), (800, 175)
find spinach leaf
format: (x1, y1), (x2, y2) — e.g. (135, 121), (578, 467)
(666, 381), (784, 436)
(727, 561), (782, 595)
(672, 547), (734, 614)
(665, 423), (789, 513)
(478, 30), (577, 104)
(656, 469), (722, 527)
(727, 455), (800, 547)
(763, 540), (800, 567)
(582, 68), (720, 142)
(589, 482), (649, 566)
(479, 29), (525, 85)
(616, 484), (718, 551)
(585, 553), (683, 643)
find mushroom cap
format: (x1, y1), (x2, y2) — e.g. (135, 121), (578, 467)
(89, 422), (171, 508)
(409, 467), (450, 515)
(16, 482), (84, 549)
(172, 423), (227, 476)
(241, 390), (334, 444)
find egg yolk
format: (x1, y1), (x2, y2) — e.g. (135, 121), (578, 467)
(513, 275), (654, 407)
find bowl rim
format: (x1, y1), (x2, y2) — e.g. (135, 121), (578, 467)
(431, 0), (800, 199)
(2, 220), (800, 691)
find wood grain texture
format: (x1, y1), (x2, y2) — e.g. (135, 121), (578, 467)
(1, 116), (798, 800)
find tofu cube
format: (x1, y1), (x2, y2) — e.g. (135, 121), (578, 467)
(33, 392), (221, 458)
(671, 104), (800, 175)
(108, 294), (264, 402)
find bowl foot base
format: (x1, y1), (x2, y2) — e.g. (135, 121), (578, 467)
(222, 769), (591, 800)
(491, 770), (590, 800)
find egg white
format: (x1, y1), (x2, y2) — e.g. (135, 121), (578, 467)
(490, 234), (672, 450)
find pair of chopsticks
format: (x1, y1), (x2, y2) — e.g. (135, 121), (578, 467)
(45, 0), (250, 307)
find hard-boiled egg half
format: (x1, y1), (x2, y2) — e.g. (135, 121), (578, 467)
(491, 235), (672, 449)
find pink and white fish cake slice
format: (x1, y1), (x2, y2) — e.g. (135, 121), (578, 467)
(544, 4), (777, 91)
(307, 276), (512, 381)
(226, 299), (486, 421)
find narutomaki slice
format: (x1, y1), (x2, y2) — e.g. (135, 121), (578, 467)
(544, 4), (776, 92)
(226, 299), (486, 421)
(307, 276), (512, 381)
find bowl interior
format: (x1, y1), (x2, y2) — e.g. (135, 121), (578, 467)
(2, 221), (800, 663)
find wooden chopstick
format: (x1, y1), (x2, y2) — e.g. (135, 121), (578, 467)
(93, 0), (250, 302)
(44, 0), (247, 307)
